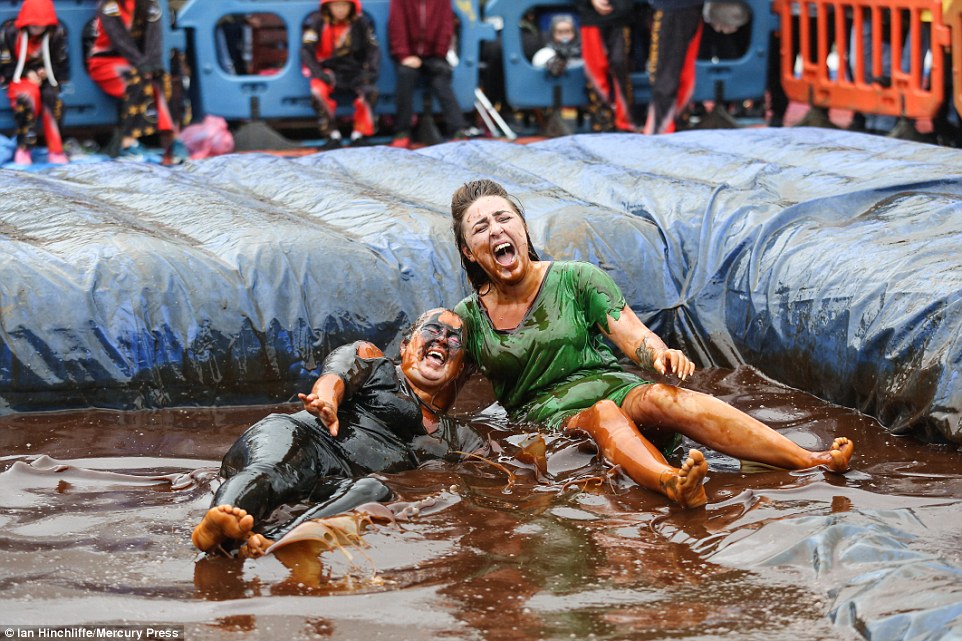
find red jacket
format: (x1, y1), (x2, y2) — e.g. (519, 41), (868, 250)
(88, 0), (164, 73)
(387, 0), (453, 61)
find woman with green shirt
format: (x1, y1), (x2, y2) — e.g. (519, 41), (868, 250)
(451, 179), (854, 508)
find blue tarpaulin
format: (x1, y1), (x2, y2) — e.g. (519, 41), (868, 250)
(1, 128), (960, 443)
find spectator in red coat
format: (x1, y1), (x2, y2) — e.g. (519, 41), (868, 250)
(387, 0), (477, 148)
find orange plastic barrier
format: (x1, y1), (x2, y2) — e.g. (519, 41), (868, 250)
(777, 0), (951, 119)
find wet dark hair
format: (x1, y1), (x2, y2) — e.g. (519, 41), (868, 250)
(401, 307), (456, 344)
(450, 179), (540, 292)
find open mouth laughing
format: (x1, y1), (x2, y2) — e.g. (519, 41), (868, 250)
(494, 241), (516, 266)
(425, 346), (447, 366)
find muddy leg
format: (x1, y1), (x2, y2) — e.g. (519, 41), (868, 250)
(566, 400), (707, 508)
(625, 384), (855, 471)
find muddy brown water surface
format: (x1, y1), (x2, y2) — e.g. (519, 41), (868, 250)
(1, 366), (960, 641)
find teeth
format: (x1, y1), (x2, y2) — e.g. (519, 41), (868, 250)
(495, 242), (512, 253)
(428, 350), (445, 361)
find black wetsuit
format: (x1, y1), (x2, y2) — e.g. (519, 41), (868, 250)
(211, 341), (484, 538)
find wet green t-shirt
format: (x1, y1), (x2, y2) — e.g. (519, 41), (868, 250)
(455, 261), (652, 430)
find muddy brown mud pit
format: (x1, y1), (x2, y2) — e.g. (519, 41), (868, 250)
(1, 366), (959, 640)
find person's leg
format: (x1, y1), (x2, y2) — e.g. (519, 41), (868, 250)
(673, 19), (703, 119)
(248, 476), (393, 556)
(309, 77), (337, 136)
(351, 88), (376, 138)
(148, 74), (186, 165)
(87, 57), (142, 151)
(622, 384), (854, 471)
(768, 30), (789, 125)
(581, 24), (616, 132)
(192, 413), (348, 552)
(603, 23), (635, 131)
(393, 63), (420, 140)
(644, 6), (702, 134)
(566, 399), (707, 508)
(39, 84), (65, 159)
(7, 80), (39, 163)
(425, 58), (467, 133)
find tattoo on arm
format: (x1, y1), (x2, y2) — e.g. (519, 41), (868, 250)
(634, 337), (657, 371)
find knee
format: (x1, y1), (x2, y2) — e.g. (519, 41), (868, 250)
(396, 65), (418, 81)
(643, 382), (678, 398)
(628, 382), (684, 415)
(589, 399), (625, 422)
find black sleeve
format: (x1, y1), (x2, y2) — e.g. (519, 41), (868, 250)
(359, 15), (379, 86)
(140, 0), (164, 73)
(320, 341), (378, 400)
(299, 11), (328, 80)
(99, 8), (147, 67)
(0, 24), (16, 83)
(50, 26), (70, 81)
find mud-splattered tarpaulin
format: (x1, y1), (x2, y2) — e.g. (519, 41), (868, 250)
(0, 128), (960, 445)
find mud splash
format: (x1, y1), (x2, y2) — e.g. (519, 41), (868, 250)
(0, 366), (960, 640)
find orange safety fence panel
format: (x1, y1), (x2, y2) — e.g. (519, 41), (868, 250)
(777, 0), (951, 119)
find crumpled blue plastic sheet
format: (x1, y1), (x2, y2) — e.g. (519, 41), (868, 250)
(706, 483), (962, 641)
(1, 128), (960, 446)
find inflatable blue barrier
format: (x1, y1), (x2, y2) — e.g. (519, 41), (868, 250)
(0, 0), (184, 133)
(1, 128), (960, 448)
(177, 0), (493, 122)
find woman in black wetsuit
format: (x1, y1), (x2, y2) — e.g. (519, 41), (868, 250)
(192, 308), (483, 556)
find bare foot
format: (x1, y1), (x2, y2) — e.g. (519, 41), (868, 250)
(239, 533), (272, 559)
(659, 449), (708, 508)
(824, 437), (854, 473)
(192, 504), (254, 552)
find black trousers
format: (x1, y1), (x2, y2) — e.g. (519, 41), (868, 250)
(213, 412), (392, 540)
(393, 57), (467, 135)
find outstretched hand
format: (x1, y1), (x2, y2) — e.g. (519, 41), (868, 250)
(651, 348), (695, 381)
(298, 392), (339, 437)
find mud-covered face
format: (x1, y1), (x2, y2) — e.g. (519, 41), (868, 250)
(460, 195), (531, 287)
(400, 310), (465, 392)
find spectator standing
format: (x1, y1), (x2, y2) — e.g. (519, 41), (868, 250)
(86, 0), (186, 164)
(301, 0), (380, 148)
(387, 0), (473, 148)
(575, 0), (636, 132)
(643, 0), (704, 134)
(0, 0), (68, 165)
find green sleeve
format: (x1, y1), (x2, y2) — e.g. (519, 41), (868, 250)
(453, 295), (480, 362)
(572, 262), (627, 334)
